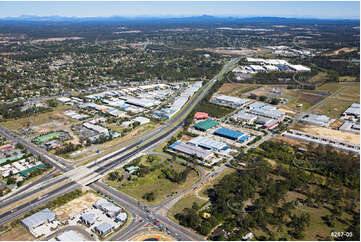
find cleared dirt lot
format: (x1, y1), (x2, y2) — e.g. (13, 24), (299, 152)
(325, 47), (357, 56)
(300, 125), (360, 145)
(54, 192), (102, 222)
(0, 224), (34, 241)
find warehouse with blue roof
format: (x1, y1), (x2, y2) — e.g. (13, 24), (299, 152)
(214, 127), (244, 140)
(214, 127), (250, 143)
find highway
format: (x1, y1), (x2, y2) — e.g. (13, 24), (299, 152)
(0, 126), (72, 171)
(0, 57), (239, 240)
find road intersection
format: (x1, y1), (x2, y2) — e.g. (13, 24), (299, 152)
(0, 58), (240, 240)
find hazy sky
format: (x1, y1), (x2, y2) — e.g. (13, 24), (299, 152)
(0, 1), (359, 19)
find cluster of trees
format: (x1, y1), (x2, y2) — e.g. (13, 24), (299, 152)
(0, 102), (52, 120)
(108, 171), (123, 182)
(55, 143), (81, 155)
(247, 71), (294, 84)
(143, 192), (155, 201)
(45, 99), (58, 108)
(176, 141), (360, 240)
(91, 134), (113, 145)
(161, 167), (192, 184)
(176, 163), (315, 239)
(259, 141), (360, 189)
(248, 93), (281, 105)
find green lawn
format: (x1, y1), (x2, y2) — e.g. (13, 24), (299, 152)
(168, 195), (209, 220)
(316, 82), (360, 94)
(313, 98), (355, 118)
(316, 83), (344, 94)
(309, 72), (328, 83)
(335, 87), (360, 103)
(106, 155), (200, 206)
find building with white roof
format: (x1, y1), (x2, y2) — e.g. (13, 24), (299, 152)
(188, 136), (228, 152)
(83, 123), (109, 135)
(246, 57), (265, 63)
(168, 141), (214, 160)
(21, 208), (56, 235)
(133, 117), (150, 125)
(249, 65), (265, 72)
(56, 231), (85, 241)
(213, 95), (249, 108)
(342, 103), (360, 119)
(287, 64), (311, 72)
(125, 97), (158, 108)
(264, 65), (279, 71)
(301, 114), (330, 126)
(233, 111), (257, 124)
(94, 199), (121, 218)
(56, 97), (72, 103)
(93, 222), (114, 236)
(249, 107), (285, 119)
(339, 121), (360, 134)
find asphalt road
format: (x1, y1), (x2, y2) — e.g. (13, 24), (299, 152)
(91, 181), (205, 241)
(0, 57), (239, 240)
(0, 126), (72, 171)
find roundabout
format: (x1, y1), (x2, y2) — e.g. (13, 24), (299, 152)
(129, 230), (175, 241)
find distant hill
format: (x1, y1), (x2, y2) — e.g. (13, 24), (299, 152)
(0, 15), (359, 24)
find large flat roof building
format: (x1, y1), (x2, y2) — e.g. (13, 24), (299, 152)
(125, 97), (158, 108)
(21, 208), (56, 232)
(94, 222), (113, 236)
(343, 103), (360, 118)
(94, 199), (121, 218)
(188, 136), (228, 152)
(168, 141), (214, 160)
(56, 231), (85, 241)
(213, 127), (245, 141)
(233, 111), (257, 124)
(193, 119), (219, 131)
(213, 95), (249, 108)
(301, 114), (330, 127)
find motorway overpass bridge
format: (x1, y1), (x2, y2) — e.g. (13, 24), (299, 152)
(0, 58), (240, 240)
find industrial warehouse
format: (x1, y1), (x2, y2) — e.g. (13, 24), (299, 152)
(283, 129), (360, 153)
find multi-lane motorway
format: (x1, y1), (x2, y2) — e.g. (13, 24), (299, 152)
(0, 57), (239, 240)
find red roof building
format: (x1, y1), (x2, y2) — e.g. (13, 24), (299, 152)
(0, 144), (14, 151)
(194, 112), (209, 120)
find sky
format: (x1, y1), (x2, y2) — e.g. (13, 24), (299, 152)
(0, 1), (359, 19)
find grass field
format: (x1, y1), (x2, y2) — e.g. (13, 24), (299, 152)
(313, 83), (360, 118)
(316, 82), (359, 94)
(335, 86), (360, 102)
(107, 155), (200, 206)
(168, 195), (208, 220)
(0, 224), (34, 241)
(282, 82), (360, 114)
(313, 98), (355, 118)
(197, 102), (235, 118)
(339, 76), (357, 82)
(283, 90), (325, 112)
(0, 104), (70, 131)
(308, 72), (328, 83)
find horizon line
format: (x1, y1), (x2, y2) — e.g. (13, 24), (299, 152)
(0, 14), (359, 21)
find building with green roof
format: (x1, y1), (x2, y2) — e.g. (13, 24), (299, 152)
(193, 119), (219, 131)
